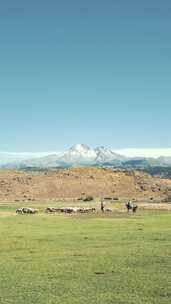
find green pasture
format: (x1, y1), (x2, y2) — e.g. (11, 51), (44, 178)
(0, 204), (170, 304)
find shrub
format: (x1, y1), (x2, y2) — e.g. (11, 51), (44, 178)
(83, 195), (94, 202)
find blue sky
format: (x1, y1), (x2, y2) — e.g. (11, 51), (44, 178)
(0, 0), (171, 151)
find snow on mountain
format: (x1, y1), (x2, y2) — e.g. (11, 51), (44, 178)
(61, 144), (96, 162)
(2, 144), (125, 168)
(95, 146), (126, 164)
(36, 144), (96, 167)
(69, 144), (95, 157)
(2, 144), (171, 169)
(2, 153), (61, 169)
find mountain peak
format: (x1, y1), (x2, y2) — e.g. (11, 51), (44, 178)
(69, 144), (91, 153)
(67, 144), (96, 161)
(95, 146), (108, 152)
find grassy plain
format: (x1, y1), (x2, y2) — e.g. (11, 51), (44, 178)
(0, 203), (170, 304)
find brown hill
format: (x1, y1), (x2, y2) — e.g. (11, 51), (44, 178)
(0, 167), (171, 202)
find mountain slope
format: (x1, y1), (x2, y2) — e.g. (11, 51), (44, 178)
(2, 144), (171, 172)
(3, 144), (126, 169)
(95, 146), (126, 165)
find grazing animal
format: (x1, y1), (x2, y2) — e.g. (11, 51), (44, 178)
(16, 208), (23, 214)
(45, 207), (60, 213)
(77, 208), (96, 213)
(16, 207), (38, 215)
(45, 207), (96, 214)
(132, 205), (138, 213)
(105, 208), (112, 212)
(125, 201), (138, 213)
(63, 208), (74, 214)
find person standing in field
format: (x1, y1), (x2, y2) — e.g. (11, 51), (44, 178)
(101, 200), (105, 212)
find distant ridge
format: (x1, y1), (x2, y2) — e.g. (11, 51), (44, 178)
(1, 144), (171, 175)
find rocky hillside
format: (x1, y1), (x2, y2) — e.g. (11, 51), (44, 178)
(0, 168), (171, 202)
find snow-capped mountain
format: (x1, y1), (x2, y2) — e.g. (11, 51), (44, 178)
(2, 144), (126, 169)
(95, 146), (125, 164)
(57, 144), (97, 165)
(2, 144), (171, 171)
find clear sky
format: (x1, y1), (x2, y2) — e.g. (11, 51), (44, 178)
(0, 0), (171, 152)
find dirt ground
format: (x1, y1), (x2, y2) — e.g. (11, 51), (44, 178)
(0, 167), (171, 203)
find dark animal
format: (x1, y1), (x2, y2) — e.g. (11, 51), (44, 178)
(16, 208), (23, 214)
(125, 201), (138, 213)
(132, 205), (138, 213)
(78, 208), (96, 213)
(45, 207), (62, 213)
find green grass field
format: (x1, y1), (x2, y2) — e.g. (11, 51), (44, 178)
(0, 204), (171, 304)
